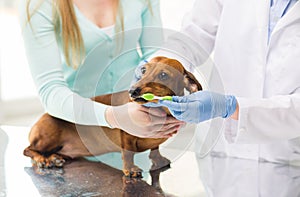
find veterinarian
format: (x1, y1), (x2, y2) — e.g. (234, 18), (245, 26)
(145, 0), (300, 164)
(20, 0), (183, 139)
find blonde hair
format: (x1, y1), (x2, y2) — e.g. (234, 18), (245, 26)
(53, 0), (85, 68)
(26, 0), (151, 69)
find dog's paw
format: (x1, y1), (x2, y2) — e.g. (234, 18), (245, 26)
(48, 154), (65, 167)
(32, 157), (53, 168)
(33, 166), (64, 176)
(32, 154), (65, 168)
(123, 166), (143, 178)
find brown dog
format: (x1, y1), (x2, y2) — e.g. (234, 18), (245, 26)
(23, 56), (202, 178)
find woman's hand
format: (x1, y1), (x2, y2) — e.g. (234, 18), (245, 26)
(105, 102), (185, 138)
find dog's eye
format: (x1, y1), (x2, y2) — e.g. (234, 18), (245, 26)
(141, 66), (146, 74)
(159, 72), (169, 81)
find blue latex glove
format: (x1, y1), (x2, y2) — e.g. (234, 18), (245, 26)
(143, 91), (237, 123)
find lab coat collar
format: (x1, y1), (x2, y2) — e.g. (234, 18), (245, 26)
(271, 0), (300, 36)
(254, 0), (300, 38)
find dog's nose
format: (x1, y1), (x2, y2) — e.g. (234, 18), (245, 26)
(129, 87), (141, 98)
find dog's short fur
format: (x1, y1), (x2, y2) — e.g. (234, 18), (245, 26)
(23, 56), (202, 177)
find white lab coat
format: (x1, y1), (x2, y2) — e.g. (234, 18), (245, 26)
(197, 155), (300, 197)
(158, 0), (300, 164)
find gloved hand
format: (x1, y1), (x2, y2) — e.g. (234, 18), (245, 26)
(143, 91), (237, 123)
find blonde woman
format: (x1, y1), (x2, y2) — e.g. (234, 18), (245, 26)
(19, 0), (182, 138)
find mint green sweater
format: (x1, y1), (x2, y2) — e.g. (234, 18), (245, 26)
(19, 0), (162, 127)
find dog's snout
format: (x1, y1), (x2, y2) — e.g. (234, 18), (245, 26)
(129, 87), (142, 98)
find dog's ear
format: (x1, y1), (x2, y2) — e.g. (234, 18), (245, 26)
(184, 70), (202, 93)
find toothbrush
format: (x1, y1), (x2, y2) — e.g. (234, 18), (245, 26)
(141, 93), (173, 101)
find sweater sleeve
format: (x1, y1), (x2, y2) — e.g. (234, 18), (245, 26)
(19, 0), (110, 127)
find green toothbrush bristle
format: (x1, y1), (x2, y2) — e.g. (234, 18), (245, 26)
(141, 93), (155, 101)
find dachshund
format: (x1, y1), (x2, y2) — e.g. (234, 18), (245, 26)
(23, 56), (202, 178)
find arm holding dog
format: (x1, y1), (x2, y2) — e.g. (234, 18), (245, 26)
(19, 0), (170, 137)
(105, 103), (184, 138)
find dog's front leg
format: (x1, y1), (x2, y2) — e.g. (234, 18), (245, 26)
(121, 149), (142, 178)
(24, 146), (66, 168)
(149, 148), (171, 172)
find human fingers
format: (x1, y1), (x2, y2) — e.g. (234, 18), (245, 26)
(149, 118), (185, 134)
(160, 125), (182, 138)
(171, 95), (190, 103)
(146, 106), (168, 117)
(161, 130), (178, 138)
(158, 100), (188, 111)
(149, 115), (184, 126)
(148, 124), (181, 138)
(160, 121), (185, 130)
(139, 105), (167, 117)
(142, 102), (165, 108)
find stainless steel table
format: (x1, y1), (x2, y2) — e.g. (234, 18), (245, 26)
(2, 125), (300, 197)
(0, 125), (206, 197)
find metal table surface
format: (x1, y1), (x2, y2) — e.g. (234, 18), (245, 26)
(2, 125), (300, 197)
(0, 125), (206, 197)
